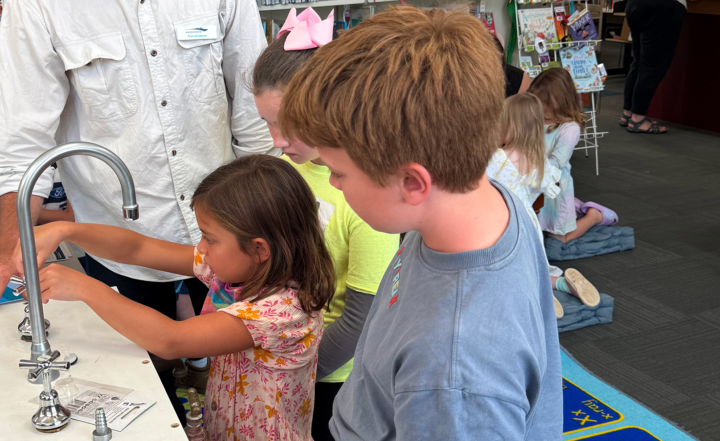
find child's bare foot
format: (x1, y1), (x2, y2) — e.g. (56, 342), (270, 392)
(585, 207), (604, 226)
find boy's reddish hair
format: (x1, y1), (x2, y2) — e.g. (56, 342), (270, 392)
(278, 6), (505, 193)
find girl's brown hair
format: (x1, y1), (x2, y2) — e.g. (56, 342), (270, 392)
(191, 155), (335, 314)
(501, 93), (546, 188)
(528, 68), (586, 132)
(251, 33), (319, 95)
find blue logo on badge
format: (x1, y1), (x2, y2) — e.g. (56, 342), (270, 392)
(50, 187), (65, 199)
(189, 27), (208, 32)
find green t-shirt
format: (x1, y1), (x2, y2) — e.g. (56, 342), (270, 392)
(282, 156), (399, 382)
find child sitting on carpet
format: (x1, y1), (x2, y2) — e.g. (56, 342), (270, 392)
(486, 93), (599, 316)
(529, 68), (619, 244)
(279, 7), (563, 439)
(250, 9), (400, 440)
(14, 155), (335, 441)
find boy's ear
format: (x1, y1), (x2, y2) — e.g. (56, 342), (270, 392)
(252, 238), (271, 264)
(399, 163), (432, 206)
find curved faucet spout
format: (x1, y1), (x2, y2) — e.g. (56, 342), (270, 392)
(16, 142), (139, 375)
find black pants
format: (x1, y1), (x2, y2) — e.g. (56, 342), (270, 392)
(83, 256), (210, 426)
(623, 0), (686, 116)
(311, 382), (343, 441)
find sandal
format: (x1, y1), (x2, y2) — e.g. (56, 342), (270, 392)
(619, 112), (631, 127)
(620, 112), (659, 128)
(627, 117), (667, 134)
(564, 269), (601, 308)
(581, 201), (619, 226)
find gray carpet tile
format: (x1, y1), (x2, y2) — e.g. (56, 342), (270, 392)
(559, 77), (720, 439)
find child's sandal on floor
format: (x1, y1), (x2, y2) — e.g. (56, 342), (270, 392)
(564, 269), (600, 308)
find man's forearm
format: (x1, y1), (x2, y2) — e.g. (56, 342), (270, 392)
(0, 193), (43, 257)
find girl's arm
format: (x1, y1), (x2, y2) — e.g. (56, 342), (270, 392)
(546, 123), (581, 170)
(14, 221), (195, 277)
(38, 264), (254, 359)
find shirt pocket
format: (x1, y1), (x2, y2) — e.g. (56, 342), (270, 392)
(55, 32), (138, 121)
(174, 13), (226, 103)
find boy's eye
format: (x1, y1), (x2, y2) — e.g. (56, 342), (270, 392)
(203, 235), (214, 244)
(330, 172), (342, 180)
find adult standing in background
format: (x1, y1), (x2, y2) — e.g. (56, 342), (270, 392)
(0, 0), (274, 423)
(621, 0), (695, 134)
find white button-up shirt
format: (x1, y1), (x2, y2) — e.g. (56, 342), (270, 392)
(0, 0), (276, 281)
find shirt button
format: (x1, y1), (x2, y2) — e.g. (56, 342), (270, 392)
(140, 0), (145, 3)
(161, 100), (168, 107)
(180, 195), (185, 201)
(172, 150), (177, 156)
(150, 50), (158, 57)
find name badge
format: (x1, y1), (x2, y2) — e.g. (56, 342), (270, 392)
(176, 25), (218, 41)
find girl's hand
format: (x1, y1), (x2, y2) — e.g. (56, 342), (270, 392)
(37, 264), (104, 304)
(12, 223), (70, 277)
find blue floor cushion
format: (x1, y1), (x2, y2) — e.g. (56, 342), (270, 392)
(556, 290), (614, 332)
(545, 225), (635, 261)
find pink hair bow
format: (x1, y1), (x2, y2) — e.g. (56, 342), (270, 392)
(277, 7), (334, 51)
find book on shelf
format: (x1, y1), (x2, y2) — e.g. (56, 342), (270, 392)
(560, 44), (603, 90)
(542, 60), (561, 71)
(480, 12), (496, 35)
(520, 56), (533, 72)
(568, 9), (598, 44)
(527, 66), (542, 78)
(518, 8), (558, 52)
(554, 6), (572, 43)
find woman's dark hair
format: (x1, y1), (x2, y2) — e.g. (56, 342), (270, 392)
(491, 33), (508, 71)
(251, 33), (319, 95)
(191, 155), (335, 314)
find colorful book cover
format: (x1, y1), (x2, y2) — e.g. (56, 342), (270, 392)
(520, 56), (533, 72)
(568, 10), (598, 43)
(518, 8), (558, 52)
(481, 12), (496, 35)
(554, 6), (572, 43)
(542, 60), (561, 71)
(560, 45), (603, 90)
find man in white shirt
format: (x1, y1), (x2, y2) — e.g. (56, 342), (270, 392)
(0, 0), (274, 423)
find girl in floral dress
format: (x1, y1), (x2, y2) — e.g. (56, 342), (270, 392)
(19, 155), (336, 440)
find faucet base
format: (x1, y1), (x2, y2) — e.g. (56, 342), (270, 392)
(32, 389), (71, 432)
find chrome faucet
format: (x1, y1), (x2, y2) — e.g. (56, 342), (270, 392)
(16, 142), (139, 383)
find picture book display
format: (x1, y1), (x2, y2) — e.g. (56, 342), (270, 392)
(560, 45), (603, 90)
(554, 6), (572, 43)
(568, 9), (598, 43)
(518, 8), (558, 52)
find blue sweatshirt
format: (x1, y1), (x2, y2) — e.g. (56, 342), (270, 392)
(329, 182), (563, 440)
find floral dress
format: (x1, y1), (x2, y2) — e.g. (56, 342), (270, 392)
(194, 248), (323, 441)
(485, 148), (563, 277)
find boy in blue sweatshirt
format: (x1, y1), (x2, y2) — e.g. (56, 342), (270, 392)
(279, 6), (563, 440)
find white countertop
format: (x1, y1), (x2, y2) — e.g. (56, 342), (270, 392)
(0, 298), (188, 440)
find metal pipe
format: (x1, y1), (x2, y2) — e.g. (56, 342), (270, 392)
(16, 142), (139, 380)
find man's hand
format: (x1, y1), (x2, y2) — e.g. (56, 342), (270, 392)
(0, 193), (43, 292)
(37, 264), (102, 304)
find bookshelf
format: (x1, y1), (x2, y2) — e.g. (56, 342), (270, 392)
(258, 0), (394, 12)
(514, 0), (606, 175)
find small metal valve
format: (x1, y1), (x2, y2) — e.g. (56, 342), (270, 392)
(18, 302), (51, 342)
(19, 350), (72, 433)
(92, 408), (113, 441)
